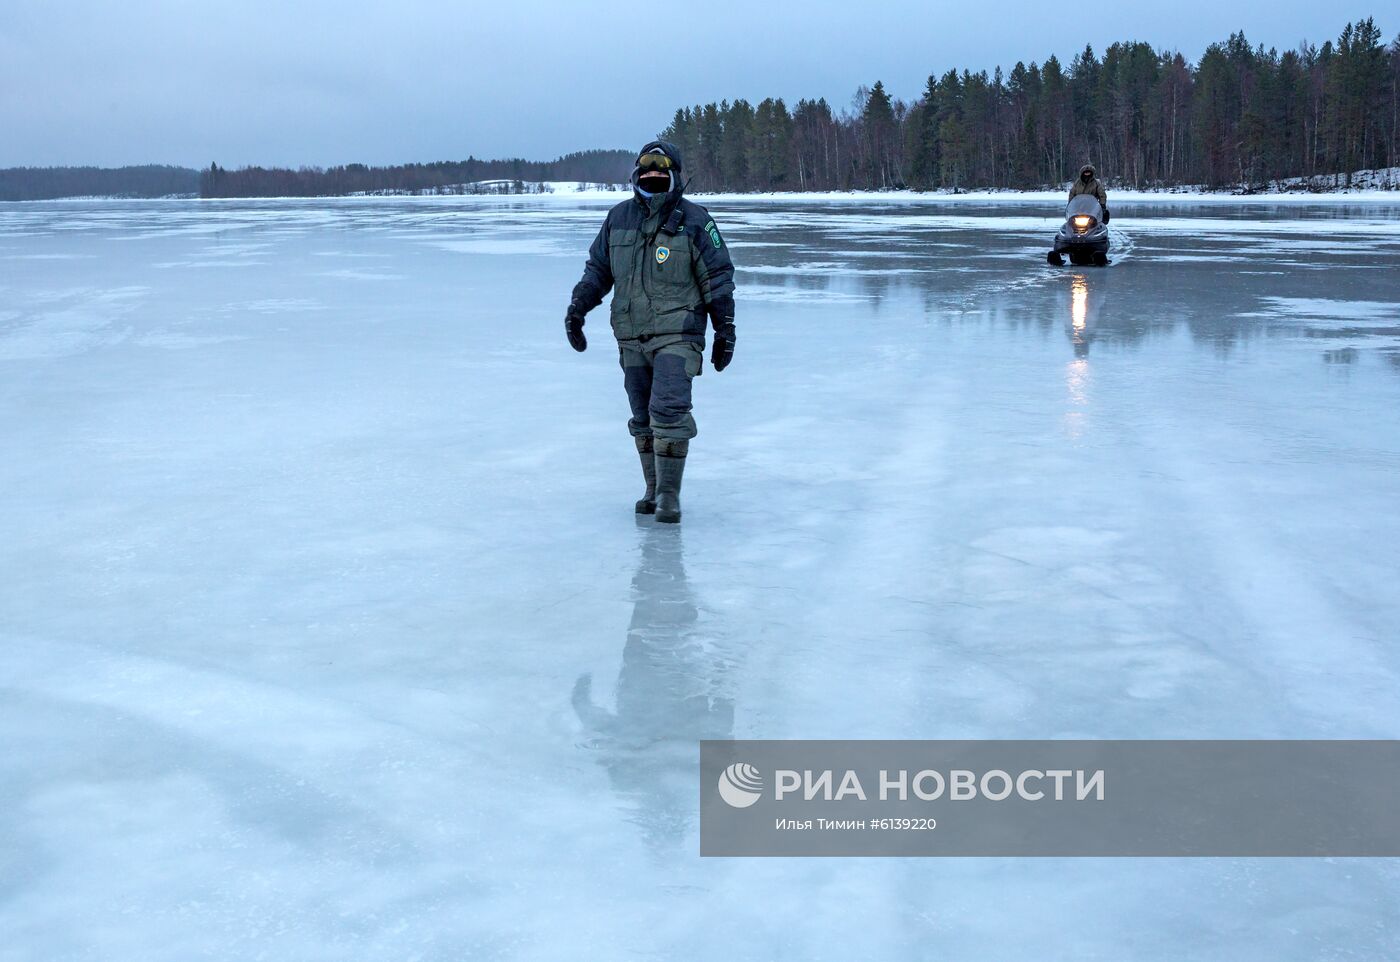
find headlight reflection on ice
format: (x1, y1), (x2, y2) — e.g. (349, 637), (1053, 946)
(1071, 275), (1089, 332)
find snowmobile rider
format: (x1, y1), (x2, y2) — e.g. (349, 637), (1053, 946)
(1069, 164), (1110, 223)
(564, 141), (736, 525)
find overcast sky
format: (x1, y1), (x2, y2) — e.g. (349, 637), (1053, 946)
(0, 0), (1380, 168)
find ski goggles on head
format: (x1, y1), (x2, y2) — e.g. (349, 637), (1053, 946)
(637, 152), (675, 172)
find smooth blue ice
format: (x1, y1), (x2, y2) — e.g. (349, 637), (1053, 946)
(2, 195), (1399, 960)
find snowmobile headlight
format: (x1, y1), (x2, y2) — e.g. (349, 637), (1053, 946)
(1072, 214), (1094, 230)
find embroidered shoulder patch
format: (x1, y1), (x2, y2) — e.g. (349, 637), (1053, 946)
(704, 220), (723, 249)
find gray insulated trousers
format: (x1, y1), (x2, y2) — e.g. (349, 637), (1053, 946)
(619, 336), (702, 441)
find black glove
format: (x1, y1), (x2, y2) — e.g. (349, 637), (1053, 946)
(565, 303), (587, 352)
(707, 296), (735, 372)
(1102, 208), (1111, 225)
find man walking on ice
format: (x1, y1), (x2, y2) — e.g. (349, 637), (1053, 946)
(564, 141), (737, 525)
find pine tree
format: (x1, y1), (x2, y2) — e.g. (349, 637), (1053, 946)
(751, 98), (794, 190)
(718, 100), (754, 190)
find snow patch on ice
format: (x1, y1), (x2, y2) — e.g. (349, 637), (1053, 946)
(431, 238), (571, 256)
(153, 259), (268, 270)
(1260, 298), (1399, 321)
(740, 286), (877, 302)
(0, 286), (147, 359)
(136, 330), (247, 349)
(222, 298), (329, 314)
(740, 262), (933, 276)
(316, 269), (406, 282)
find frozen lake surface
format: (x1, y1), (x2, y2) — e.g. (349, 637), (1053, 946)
(2, 195), (1399, 959)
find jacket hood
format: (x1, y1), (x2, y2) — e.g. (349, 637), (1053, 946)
(1080, 165), (1096, 177)
(631, 140), (685, 202)
(638, 140), (683, 173)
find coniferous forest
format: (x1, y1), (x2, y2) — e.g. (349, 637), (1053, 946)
(661, 19), (1400, 191)
(197, 150), (635, 198)
(0, 165), (199, 201)
(0, 153), (635, 201)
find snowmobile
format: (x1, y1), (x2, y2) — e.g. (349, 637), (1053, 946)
(1047, 194), (1110, 267)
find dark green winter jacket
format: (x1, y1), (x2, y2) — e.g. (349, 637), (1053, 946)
(570, 147), (735, 343)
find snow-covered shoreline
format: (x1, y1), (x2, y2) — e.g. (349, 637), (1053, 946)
(12, 188), (1399, 205)
(8, 166), (1399, 204)
(691, 188), (1400, 205)
(9, 170), (1400, 206)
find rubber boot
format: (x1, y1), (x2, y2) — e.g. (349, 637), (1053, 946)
(653, 438), (688, 524)
(634, 436), (657, 515)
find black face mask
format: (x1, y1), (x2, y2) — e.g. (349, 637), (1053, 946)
(1081, 172), (1093, 181)
(638, 172), (670, 194)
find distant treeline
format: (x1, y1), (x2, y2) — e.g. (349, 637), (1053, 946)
(0, 165), (198, 201)
(661, 18), (1400, 191)
(199, 150), (634, 197)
